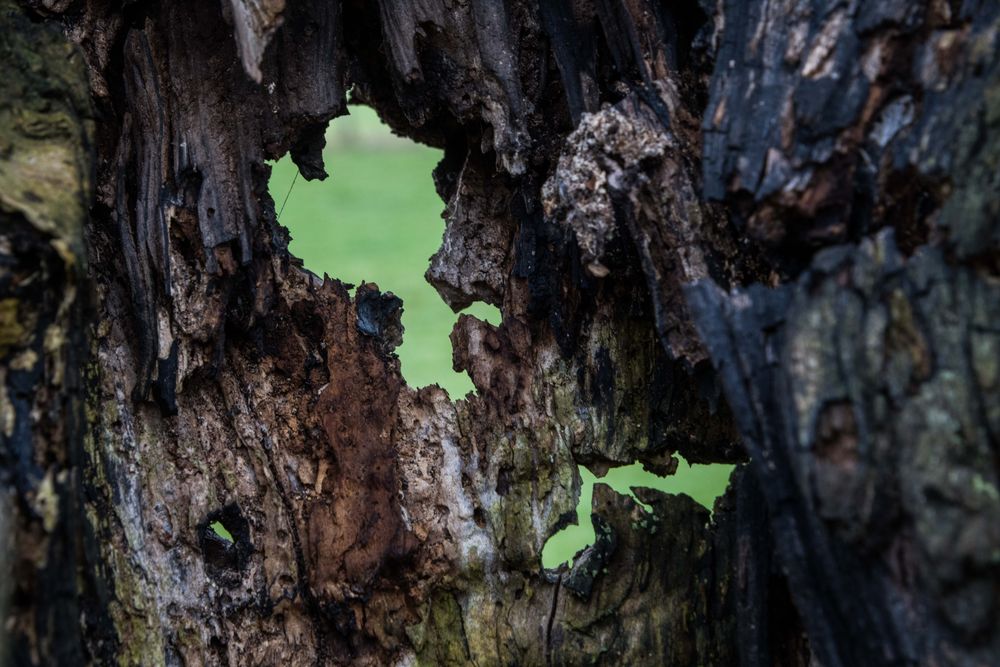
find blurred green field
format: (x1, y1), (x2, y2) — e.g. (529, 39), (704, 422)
(269, 105), (733, 568)
(540, 459), (735, 568)
(269, 106), (497, 397)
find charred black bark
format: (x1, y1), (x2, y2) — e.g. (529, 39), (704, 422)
(689, 232), (1000, 666)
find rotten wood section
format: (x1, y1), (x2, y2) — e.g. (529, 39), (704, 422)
(1, 0), (998, 665)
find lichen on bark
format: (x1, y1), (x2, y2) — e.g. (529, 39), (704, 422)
(1, 0), (101, 662)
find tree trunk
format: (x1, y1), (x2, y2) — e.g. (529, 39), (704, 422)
(1, 0), (997, 665)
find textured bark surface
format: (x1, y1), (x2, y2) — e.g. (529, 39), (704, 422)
(1, 0), (998, 665)
(0, 4), (103, 663)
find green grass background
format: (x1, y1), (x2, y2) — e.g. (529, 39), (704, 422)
(270, 106), (498, 397)
(269, 106), (733, 569)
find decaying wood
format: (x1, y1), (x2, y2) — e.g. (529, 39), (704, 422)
(0, 3), (106, 663)
(1, 0), (998, 665)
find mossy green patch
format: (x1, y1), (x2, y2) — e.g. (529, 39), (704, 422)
(0, 0), (91, 260)
(407, 591), (471, 666)
(0, 298), (26, 354)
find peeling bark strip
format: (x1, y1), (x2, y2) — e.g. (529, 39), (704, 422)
(2, 0), (998, 666)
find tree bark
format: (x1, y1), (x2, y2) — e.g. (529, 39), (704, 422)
(1, 0), (997, 665)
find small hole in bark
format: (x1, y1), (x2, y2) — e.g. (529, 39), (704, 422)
(208, 520), (234, 543)
(540, 457), (736, 569)
(269, 105), (500, 397)
(198, 505), (252, 577)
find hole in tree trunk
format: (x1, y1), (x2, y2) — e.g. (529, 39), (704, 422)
(208, 521), (234, 543)
(198, 505), (252, 579)
(269, 105), (500, 398)
(541, 457), (736, 569)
